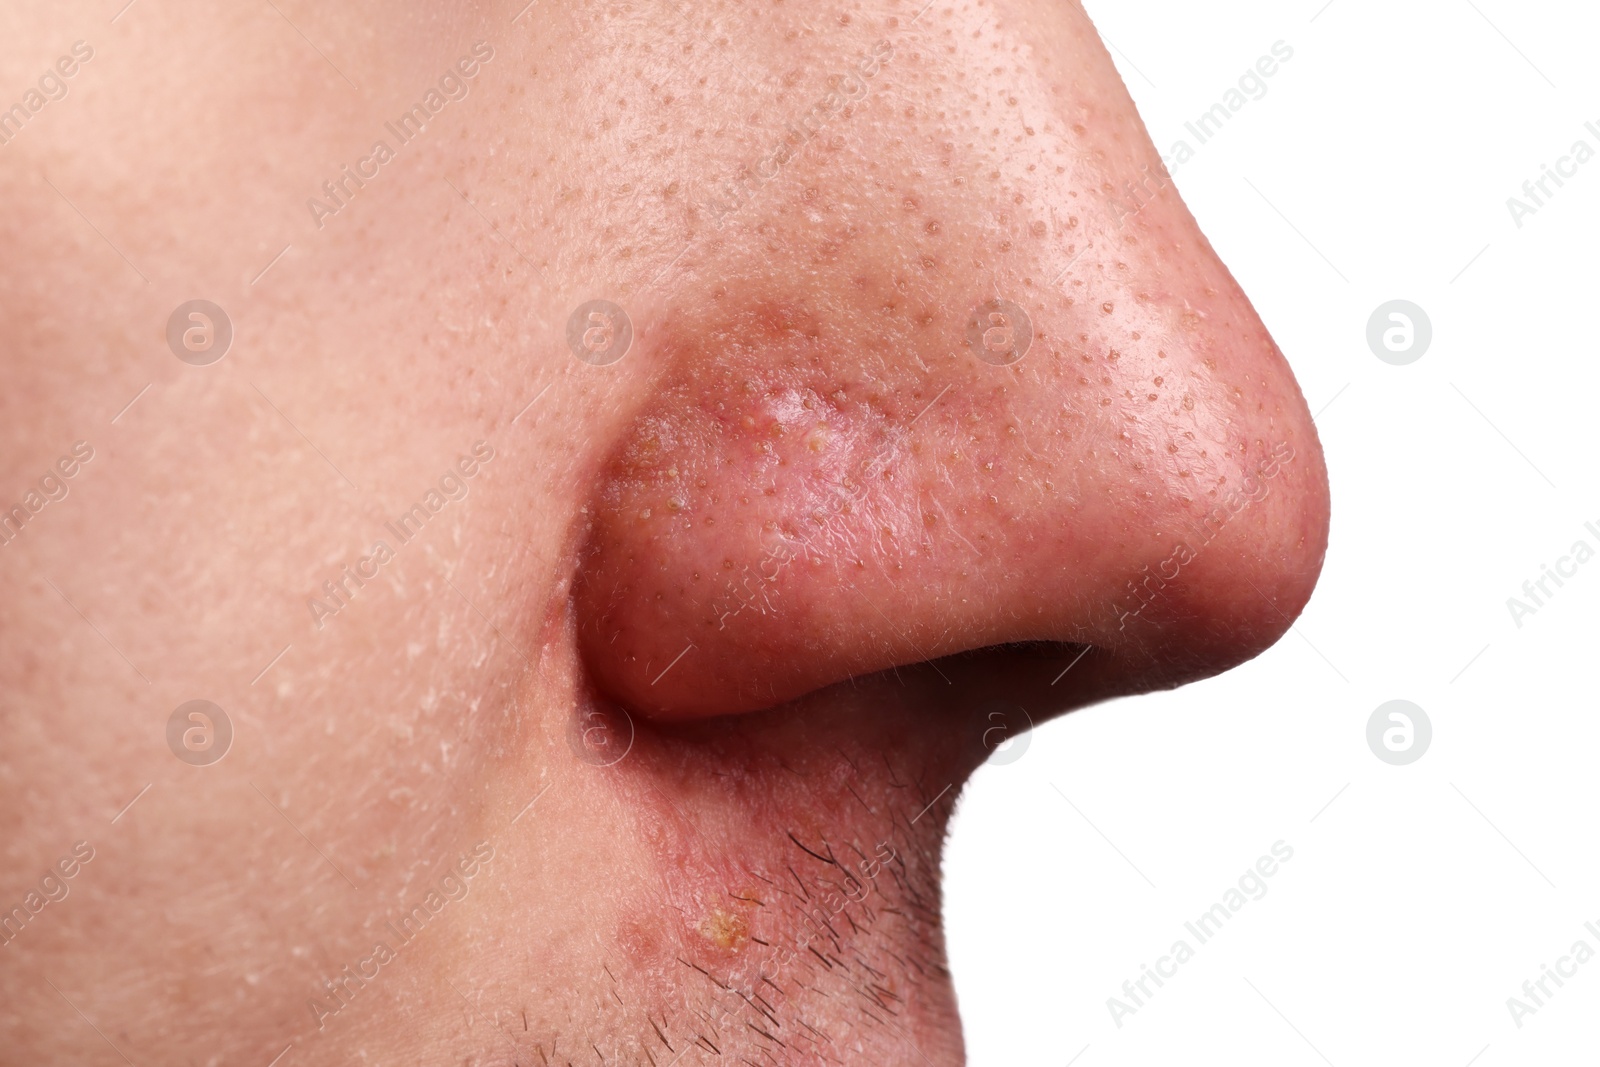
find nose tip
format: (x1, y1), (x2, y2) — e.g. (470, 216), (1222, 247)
(575, 277), (1329, 720)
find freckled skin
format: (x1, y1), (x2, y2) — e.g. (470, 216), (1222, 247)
(0, 1), (1326, 1064)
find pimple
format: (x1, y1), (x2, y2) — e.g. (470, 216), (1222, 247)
(698, 908), (749, 951)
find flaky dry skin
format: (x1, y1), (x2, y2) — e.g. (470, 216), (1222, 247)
(0, 1), (1328, 1064)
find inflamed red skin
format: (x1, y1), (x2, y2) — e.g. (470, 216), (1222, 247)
(574, 179), (1326, 723)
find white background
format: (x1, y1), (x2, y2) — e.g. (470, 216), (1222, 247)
(945, 1), (1600, 1064)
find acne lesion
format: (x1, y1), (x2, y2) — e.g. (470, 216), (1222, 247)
(698, 907), (751, 951)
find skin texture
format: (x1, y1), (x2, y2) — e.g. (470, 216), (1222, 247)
(0, 1), (1328, 1064)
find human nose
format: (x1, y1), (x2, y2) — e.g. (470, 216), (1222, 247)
(571, 13), (1329, 723)
(574, 279), (1327, 721)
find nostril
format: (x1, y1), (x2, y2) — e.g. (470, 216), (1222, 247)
(943, 640), (1101, 693)
(964, 639), (1084, 661)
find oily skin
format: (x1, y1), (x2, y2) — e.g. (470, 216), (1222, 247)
(0, 1), (1328, 1065)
